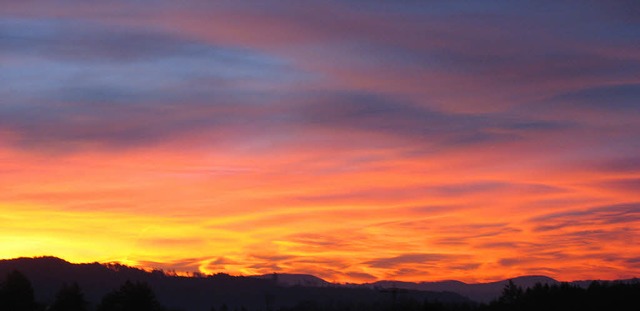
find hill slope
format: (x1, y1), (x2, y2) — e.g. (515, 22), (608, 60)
(369, 275), (558, 302)
(0, 257), (469, 310)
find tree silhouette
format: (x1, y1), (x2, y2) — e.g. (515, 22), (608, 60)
(50, 282), (88, 311)
(97, 280), (164, 311)
(498, 280), (522, 306)
(0, 270), (36, 311)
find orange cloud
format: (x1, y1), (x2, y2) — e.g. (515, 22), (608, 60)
(1, 0), (639, 284)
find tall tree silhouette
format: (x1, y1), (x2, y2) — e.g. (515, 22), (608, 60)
(50, 282), (88, 311)
(97, 280), (164, 311)
(487, 279), (524, 311)
(0, 270), (36, 311)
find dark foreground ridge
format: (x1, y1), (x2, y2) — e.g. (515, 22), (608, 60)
(0, 257), (467, 311)
(0, 256), (638, 311)
(365, 275), (558, 302)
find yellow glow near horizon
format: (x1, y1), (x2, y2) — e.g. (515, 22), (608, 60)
(1, 144), (638, 283)
(1, 1), (639, 284)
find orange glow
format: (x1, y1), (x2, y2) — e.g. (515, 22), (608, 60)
(1, 1), (639, 284)
(1, 142), (638, 283)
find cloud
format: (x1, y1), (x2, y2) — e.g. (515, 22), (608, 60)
(137, 257), (211, 273)
(0, 18), (218, 62)
(294, 181), (564, 207)
(0, 18), (308, 151)
(551, 84), (640, 112)
(478, 242), (526, 249)
(345, 271), (377, 282)
(1, 0), (640, 284)
(530, 203), (640, 232)
(293, 92), (571, 149)
(285, 233), (356, 250)
(595, 157), (640, 173)
(364, 253), (460, 269)
(430, 224), (522, 247)
(138, 237), (205, 249)
(0, 2), (606, 154)
(589, 178), (640, 194)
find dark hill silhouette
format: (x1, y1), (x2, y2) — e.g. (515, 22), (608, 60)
(368, 275), (559, 302)
(3, 256), (637, 309)
(0, 257), (469, 311)
(252, 273), (330, 287)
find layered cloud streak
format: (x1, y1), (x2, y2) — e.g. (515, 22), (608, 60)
(1, 0), (639, 282)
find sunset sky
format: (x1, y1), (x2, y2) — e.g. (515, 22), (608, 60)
(1, 1), (639, 283)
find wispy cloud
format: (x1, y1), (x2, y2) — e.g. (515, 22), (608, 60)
(1, 0), (639, 283)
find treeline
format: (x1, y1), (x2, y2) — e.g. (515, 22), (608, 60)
(1, 269), (638, 311)
(481, 279), (640, 311)
(0, 270), (168, 311)
(273, 279), (639, 311)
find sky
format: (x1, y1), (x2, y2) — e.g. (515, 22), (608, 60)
(1, 0), (639, 283)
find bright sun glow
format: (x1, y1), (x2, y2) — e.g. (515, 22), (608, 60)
(1, 0), (639, 284)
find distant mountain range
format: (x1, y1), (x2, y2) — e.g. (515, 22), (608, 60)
(0, 257), (636, 310)
(0, 257), (464, 310)
(252, 273), (331, 287)
(253, 273), (559, 302)
(255, 272), (640, 303)
(364, 275), (559, 302)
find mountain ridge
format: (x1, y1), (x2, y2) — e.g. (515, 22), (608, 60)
(1, 256), (637, 306)
(0, 256), (468, 310)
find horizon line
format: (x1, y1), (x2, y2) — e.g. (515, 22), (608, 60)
(2, 255), (636, 285)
